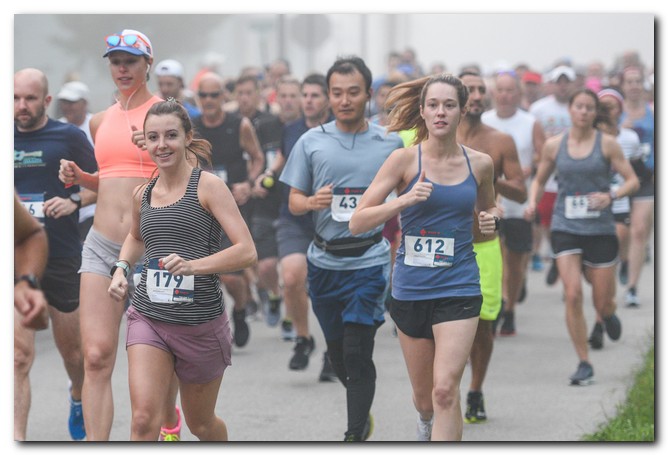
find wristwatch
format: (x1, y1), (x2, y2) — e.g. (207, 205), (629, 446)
(15, 274), (40, 289)
(110, 261), (130, 278)
(69, 193), (82, 209)
(493, 216), (501, 231)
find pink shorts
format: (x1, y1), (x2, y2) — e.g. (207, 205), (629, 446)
(126, 306), (233, 384)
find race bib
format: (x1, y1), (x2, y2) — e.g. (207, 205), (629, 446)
(213, 166), (228, 184)
(404, 229), (454, 268)
(19, 193), (45, 224)
(145, 258), (194, 304)
(331, 187), (366, 222)
(565, 195), (600, 219)
(609, 183), (630, 214)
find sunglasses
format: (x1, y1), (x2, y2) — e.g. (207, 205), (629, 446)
(105, 34), (151, 52)
(198, 91), (222, 99)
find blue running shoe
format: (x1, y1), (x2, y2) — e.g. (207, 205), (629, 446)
(68, 393), (86, 440)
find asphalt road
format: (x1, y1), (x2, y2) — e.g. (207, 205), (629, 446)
(17, 256), (655, 443)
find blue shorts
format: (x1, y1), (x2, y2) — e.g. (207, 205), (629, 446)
(307, 261), (389, 341)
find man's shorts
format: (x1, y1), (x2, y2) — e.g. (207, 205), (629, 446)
(126, 306), (232, 384)
(499, 218), (533, 252)
(276, 216), (314, 259)
(250, 217), (278, 261)
(42, 256), (81, 313)
(307, 261), (389, 341)
(390, 295), (482, 339)
(473, 237), (503, 321)
(551, 231), (619, 268)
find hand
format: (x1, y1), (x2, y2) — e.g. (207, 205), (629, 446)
(251, 174), (269, 199)
(15, 284), (49, 330)
(59, 159), (81, 186)
(308, 184), (333, 211)
(524, 203), (536, 222)
(478, 211), (498, 236)
(587, 192), (612, 211)
(160, 253), (194, 276)
(231, 181), (252, 205)
(401, 170), (432, 207)
(108, 273), (129, 302)
(131, 125), (146, 150)
(43, 196), (76, 219)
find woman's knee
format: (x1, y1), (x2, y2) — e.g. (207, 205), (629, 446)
(432, 381), (459, 411)
(131, 407), (161, 439)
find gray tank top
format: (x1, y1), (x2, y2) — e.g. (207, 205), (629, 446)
(551, 131), (615, 235)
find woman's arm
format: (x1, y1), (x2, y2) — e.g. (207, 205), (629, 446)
(349, 148), (423, 235)
(169, 172), (257, 276)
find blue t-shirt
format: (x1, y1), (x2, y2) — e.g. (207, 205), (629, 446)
(15, 118), (97, 258)
(280, 120), (403, 270)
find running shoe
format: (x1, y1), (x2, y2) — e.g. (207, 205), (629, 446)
(619, 260), (629, 285)
(625, 288), (640, 308)
(159, 405), (182, 442)
(416, 414), (433, 441)
(518, 278), (527, 303)
(344, 414), (374, 441)
(265, 296), (281, 327)
(499, 310), (516, 336)
(464, 391), (487, 423)
(289, 336), (315, 370)
(531, 254), (544, 272)
(603, 313), (622, 341)
(588, 322), (604, 350)
(319, 351), (338, 382)
(569, 361), (594, 386)
(546, 259), (559, 285)
(233, 309), (250, 347)
(281, 319), (296, 341)
(68, 388), (85, 441)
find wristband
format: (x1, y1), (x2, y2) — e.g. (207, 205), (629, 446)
(110, 260), (130, 278)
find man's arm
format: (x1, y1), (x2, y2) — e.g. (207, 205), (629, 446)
(495, 133), (527, 203)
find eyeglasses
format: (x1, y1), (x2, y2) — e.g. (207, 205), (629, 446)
(198, 91), (222, 99)
(105, 34), (151, 53)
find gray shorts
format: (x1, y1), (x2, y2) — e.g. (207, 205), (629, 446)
(251, 217), (278, 260)
(79, 227), (140, 298)
(276, 216), (314, 259)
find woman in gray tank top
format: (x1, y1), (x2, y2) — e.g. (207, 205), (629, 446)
(525, 89), (639, 387)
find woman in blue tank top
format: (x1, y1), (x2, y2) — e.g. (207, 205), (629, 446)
(108, 101), (257, 440)
(350, 73), (500, 441)
(525, 89), (638, 387)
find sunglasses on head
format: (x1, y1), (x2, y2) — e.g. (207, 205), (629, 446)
(198, 91), (222, 99)
(105, 34), (151, 51)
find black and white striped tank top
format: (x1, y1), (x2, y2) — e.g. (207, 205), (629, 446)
(132, 167), (224, 325)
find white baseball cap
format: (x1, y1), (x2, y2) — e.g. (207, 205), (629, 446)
(57, 81), (90, 102)
(155, 59), (185, 79)
(548, 65), (576, 83)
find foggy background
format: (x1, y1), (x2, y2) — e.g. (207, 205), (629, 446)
(14, 13), (654, 115)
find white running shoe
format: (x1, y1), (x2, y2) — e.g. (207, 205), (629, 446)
(416, 414), (433, 441)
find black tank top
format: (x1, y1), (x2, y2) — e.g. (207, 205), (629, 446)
(132, 168), (224, 325)
(193, 112), (247, 184)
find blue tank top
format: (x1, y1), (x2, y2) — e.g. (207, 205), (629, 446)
(392, 144), (481, 301)
(620, 104), (654, 171)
